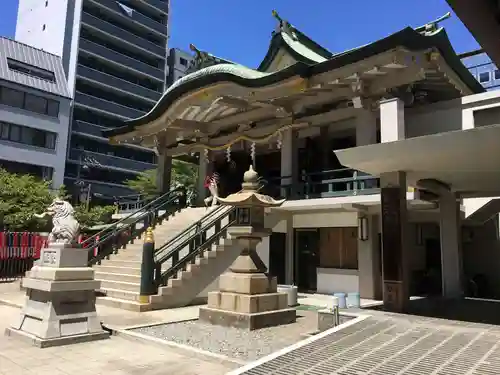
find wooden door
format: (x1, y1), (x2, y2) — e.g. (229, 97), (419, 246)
(319, 227), (358, 269)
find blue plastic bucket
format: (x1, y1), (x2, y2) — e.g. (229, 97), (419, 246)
(333, 293), (347, 309)
(347, 292), (361, 308)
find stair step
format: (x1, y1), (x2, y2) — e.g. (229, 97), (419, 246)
(93, 266), (141, 276)
(94, 272), (140, 283)
(99, 280), (141, 292)
(102, 260), (142, 268)
(100, 287), (141, 301)
(96, 296), (152, 312)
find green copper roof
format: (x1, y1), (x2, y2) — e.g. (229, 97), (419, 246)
(104, 16), (484, 140)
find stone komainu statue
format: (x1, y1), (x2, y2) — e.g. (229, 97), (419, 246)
(34, 198), (80, 245)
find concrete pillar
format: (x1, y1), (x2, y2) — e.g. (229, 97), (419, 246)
(358, 214), (382, 300)
(380, 171), (410, 312)
(196, 152), (209, 206)
(156, 152), (172, 194)
(285, 215), (294, 284)
(280, 129), (298, 198)
(356, 110), (377, 146)
(356, 110), (378, 189)
(380, 98), (405, 143)
(439, 193), (463, 298)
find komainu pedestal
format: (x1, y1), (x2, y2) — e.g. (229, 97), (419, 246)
(199, 165), (296, 330)
(5, 244), (109, 348)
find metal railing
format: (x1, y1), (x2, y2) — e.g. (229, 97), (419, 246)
(264, 168), (380, 200)
(82, 186), (187, 266)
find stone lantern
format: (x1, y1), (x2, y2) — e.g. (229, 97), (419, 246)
(199, 165), (296, 330)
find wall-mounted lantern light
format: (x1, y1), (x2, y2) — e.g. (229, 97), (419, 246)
(358, 216), (369, 241)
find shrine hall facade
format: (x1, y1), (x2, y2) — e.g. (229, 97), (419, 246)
(104, 11), (500, 308)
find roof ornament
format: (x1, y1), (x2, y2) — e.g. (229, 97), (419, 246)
(272, 10), (298, 41)
(187, 43), (232, 74)
(417, 12), (451, 35)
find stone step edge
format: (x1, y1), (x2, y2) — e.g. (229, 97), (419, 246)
(96, 296), (152, 312)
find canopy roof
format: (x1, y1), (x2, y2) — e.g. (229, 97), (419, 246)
(335, 124), (500, 198)
(104, 12), (483, 152)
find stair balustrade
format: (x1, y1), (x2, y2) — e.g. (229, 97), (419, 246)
(152, 184), (269, 292)
(81, 186), (187, 266)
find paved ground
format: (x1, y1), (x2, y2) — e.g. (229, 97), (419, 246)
(0, 304), (239, 375)
(232, 310), (500, 375)
(0, 282), (240, 375)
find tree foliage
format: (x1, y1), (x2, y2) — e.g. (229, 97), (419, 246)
(0, 168), (64, 231)
(75, 204), (116, 229)
(125, 160), (198, 198)
(0, 168), (115, 232)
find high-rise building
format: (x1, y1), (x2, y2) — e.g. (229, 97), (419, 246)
(15, 0), (170, 199)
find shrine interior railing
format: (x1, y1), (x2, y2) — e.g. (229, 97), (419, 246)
(263, 168), (380, 200)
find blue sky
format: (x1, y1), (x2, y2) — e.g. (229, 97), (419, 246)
(1, 0), (480, 68)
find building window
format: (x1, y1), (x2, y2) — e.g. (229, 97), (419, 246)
(479, 72), (490, 83)
(7, 58), (56, 82)
(179, 57), (188, 66)
(25, 93), (48, 114)
(45, 0), (48, 6)
(0, 121), (57, 150)
(42, 24), (46, 31)
(319, 228), (359, 270)
(0, 86), (59, 117)
(1, 87), (25, 109)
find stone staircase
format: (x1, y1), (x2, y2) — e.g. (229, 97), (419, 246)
(93, 206), (215, 311)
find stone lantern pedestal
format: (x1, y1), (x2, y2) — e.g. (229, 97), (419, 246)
(199, 166), (296, 330)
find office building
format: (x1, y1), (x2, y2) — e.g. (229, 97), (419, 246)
(166, 48), (193, 87)
(0, 37), (71, 188)
(15, 0), (170, 198)
(461, 50), (500, 91)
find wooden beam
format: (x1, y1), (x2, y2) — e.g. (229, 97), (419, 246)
(165, 121), (309, 156)
(215, 95), (274, 109)
(368, 64), (426, 94)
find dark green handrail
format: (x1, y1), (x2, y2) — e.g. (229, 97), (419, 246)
(154, 184), (267, 288)
(85, 186), (187, 266)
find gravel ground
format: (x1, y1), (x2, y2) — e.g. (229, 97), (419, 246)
(132, 311), (353, 361)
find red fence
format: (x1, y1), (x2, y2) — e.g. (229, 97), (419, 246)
(0, 232), (48, 281)
(0, 232), (101, 281)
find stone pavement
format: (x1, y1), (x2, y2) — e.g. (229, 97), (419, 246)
(0, 282), (240, 375)
(232, 310), (500, 375)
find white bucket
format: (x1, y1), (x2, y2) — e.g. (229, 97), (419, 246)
(277, 285), (298, 306)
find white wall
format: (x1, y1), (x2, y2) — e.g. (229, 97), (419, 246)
(0, 85), (71, 188)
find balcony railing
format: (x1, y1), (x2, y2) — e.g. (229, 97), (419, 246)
(72, 120), (108, 139)
(75, 91), (146, 120)
(81, 12), (165, 58)
(76, 64), (161, 102)
(79, 38), (164, 81)
(136, 0), (169, 14)
(69, 148), (155, 173)
(263, 168), (380, 200)
(92, 0), (167, 35)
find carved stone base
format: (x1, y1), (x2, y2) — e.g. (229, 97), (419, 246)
(383, 280), (408, 312)
(199, 306), (296, 330)
(5, 246), (109, 348)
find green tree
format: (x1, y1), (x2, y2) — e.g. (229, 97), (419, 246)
(74, 204), (116, 229)
(0, 168), (65, 231)
(125, 160), (198, 198)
